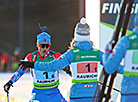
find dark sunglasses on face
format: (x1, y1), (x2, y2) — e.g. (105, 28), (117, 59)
(39, 44), (50, 48)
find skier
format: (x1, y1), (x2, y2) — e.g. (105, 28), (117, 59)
(103, 14), (138, 102)
(19, 17), (104, 102)
(3, 28), (67, 102)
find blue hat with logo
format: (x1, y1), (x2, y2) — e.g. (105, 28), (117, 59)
(37, 32), (51, 44)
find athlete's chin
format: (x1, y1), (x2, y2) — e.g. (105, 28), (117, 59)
(42, 51), (47, 55)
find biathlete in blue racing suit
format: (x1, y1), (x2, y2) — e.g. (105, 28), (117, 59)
(4, 29), (67, 102)
(103, 14), (138, 102)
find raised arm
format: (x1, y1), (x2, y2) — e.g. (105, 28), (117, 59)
(104, 36), (129, 74)
(34, 50), (73, 72)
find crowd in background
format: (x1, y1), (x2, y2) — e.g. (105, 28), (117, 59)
(0, 48), (20, 72)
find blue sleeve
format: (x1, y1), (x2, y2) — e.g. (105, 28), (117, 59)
(118, 65), (124, 74)
(99, 50), (104, 65)
(104, 36), (129, 74)
(34, 50), (73, 72)
(9, 66), (26, 84)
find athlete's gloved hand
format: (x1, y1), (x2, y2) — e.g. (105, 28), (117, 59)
(103, 40), (115, 64)
(105, 40), (115, 52)
(4, 81), (13, 93)
(63, 66), (72, 76)
(19, 60), (34, 68)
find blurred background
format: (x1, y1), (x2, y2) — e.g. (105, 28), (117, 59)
(0, 0), (87, 101)
(1, 0), (136, 101)
(0, 0), (86, 72)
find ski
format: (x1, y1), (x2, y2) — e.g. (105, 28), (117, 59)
(92, 0), (134, 102)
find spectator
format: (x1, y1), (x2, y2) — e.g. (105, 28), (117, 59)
(0, 51), (8, 71)
(11, 48), (20, 71)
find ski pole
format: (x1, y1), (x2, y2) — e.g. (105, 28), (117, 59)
(105, 0), (134, 101)
(98, 81), (120, 92)
(6, 91), (9, 102)
(93, 0), (134, 102)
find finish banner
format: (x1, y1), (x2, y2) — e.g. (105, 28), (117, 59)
(100, 0), (138, 50)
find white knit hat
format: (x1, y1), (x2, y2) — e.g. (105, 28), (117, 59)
(74, 17), (90, 41)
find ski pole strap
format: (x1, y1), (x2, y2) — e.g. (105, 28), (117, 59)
(98, 81), (120, 92)
(105, 50), (114, 55)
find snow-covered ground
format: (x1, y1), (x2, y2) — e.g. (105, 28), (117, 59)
(0, 70), (121, 102)
(0, 71), (72, 102)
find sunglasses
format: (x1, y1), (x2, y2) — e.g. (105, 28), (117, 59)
(39, 44), (50, 48)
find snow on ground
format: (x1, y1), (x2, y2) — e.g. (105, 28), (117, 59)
(0, 70), (72, 102)
(0, 70), (121, 102)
